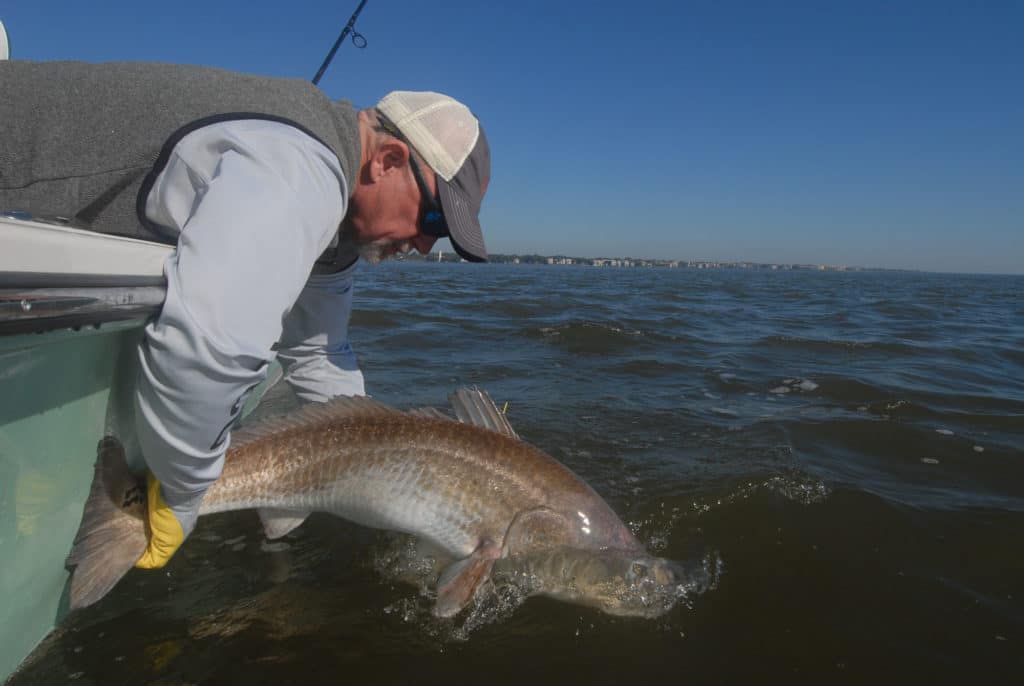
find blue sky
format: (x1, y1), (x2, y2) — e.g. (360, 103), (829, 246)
(3, 1), (1021, 273)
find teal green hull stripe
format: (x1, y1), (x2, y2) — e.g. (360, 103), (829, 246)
(0, 320), (281, 681)
(0, 320), (148, 680)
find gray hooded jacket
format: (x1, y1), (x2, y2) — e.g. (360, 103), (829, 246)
(0, 60), (360, 244)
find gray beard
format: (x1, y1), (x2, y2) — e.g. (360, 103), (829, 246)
(359, 238), (412, 265)
(337, 230), (411, 265)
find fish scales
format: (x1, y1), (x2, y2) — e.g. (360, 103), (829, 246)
(203, 414), (585, 555)
(65, 389), (713, 618)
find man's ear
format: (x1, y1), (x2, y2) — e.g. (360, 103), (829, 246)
(375, 139), (410, 177)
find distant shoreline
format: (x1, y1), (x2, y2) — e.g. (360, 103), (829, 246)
(394, 252), (1024, 277)
(398, 251), (914, 273)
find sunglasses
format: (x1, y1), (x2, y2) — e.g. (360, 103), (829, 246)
(407, 153), (450, 238)
(376, 110), (450, 239)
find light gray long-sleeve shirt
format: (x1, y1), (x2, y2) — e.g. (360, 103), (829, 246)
(134, 119), (364, 510)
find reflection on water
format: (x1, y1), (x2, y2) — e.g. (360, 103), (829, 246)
(8, 265), (1024, 684)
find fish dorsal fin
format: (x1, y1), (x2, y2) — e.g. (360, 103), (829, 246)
(448, 387), (519, 439)
(408, 407), (453, 421)
(230, 395), (400, 451)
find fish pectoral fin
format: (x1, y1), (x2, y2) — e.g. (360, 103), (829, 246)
(258, 508), (310, 540)
(434, 540), (501, 618)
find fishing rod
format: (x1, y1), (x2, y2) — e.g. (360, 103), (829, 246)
(312, 0), (370, 85)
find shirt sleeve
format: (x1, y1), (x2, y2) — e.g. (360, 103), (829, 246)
(277, 261), (366, 402)
(134, 120), (348, 502)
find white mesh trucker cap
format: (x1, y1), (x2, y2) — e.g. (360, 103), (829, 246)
(376, 90), (490, 262)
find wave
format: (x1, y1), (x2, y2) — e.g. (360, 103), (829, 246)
(526, 321), (648, 355)
(756, 334), (914, 354)
(602, 358), (699, 378)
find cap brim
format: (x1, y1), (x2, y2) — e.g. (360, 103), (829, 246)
(435, 124), (489, 263)
(438, 180), (487, 262)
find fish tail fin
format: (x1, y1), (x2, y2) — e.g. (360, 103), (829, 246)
(65, 436), (149, 609)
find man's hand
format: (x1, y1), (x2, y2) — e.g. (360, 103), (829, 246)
(135, 472), (202, 569)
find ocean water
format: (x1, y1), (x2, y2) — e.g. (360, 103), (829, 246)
(10, 263), (1024, 684)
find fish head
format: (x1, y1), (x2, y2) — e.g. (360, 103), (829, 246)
(493, 547), (720, 619)
(503, 503), (644, 561)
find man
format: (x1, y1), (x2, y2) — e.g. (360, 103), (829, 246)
(0, 61), (490, 567)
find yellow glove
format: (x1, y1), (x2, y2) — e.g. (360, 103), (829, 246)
(135, 472), (186, 569)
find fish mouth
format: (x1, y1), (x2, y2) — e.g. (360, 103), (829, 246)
(493, 548), (722, 619)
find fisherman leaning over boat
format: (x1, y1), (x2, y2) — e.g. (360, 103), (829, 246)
(0, 60), (491, 568)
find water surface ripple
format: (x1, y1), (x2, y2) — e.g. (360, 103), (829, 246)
(11, 264), (1023, 684)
